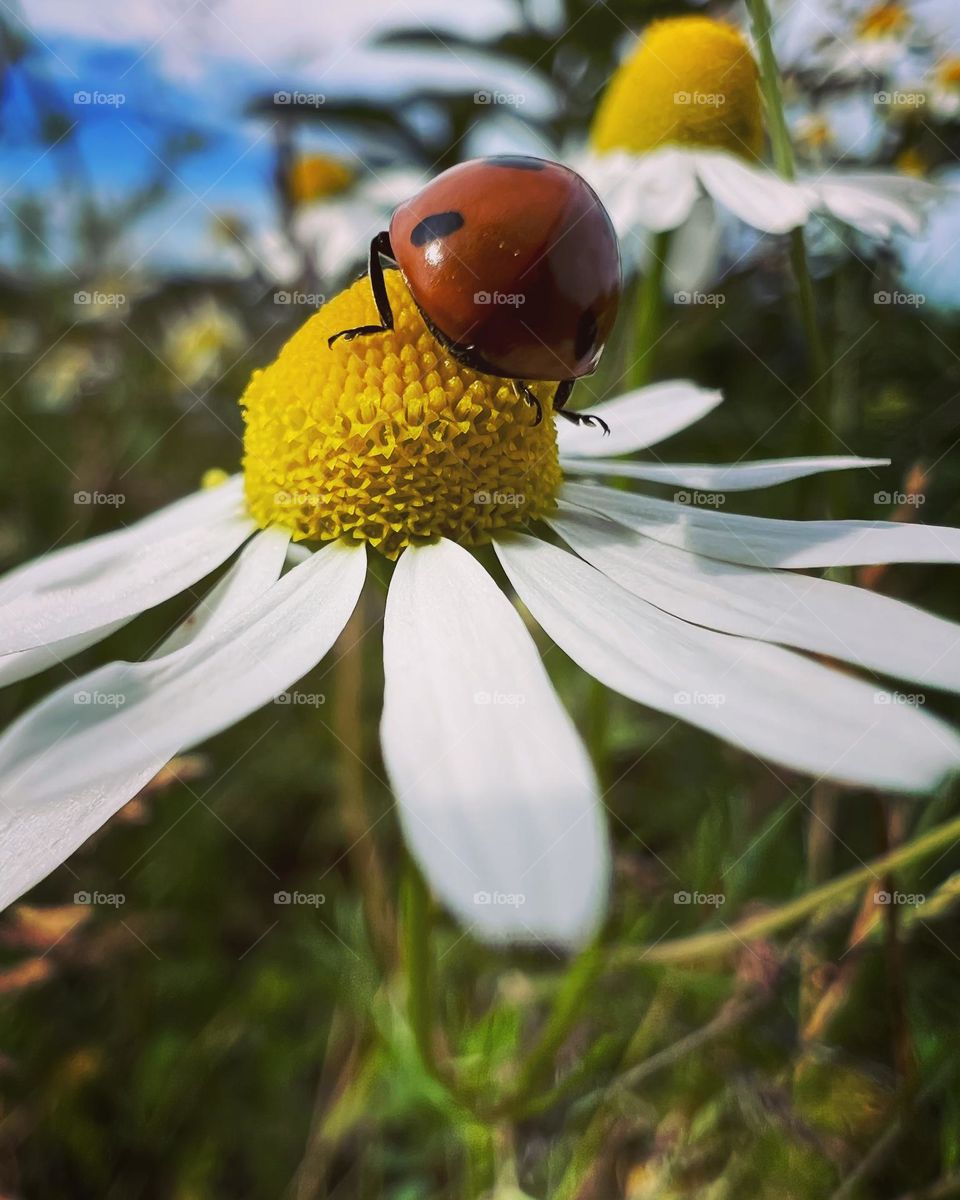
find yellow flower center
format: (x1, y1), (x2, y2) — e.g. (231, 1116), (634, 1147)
(856, 2), (909, 39)
(286, 154), (354, 206)
(590, 16), (764, 161)
(795, 114), (835, 157)
(895, 147), (927, 178)
(240, 272), (561, 559)
(936, 57), (960, 88)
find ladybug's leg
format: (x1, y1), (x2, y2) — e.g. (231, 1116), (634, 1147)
(328, 232), (396, 347)
(554, 380), (610, 436)
(513, 381), (543, 426)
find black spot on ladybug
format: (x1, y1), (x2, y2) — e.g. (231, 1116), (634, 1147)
(410, 211), (465, 247)
(484, 156), (546, 171)
(575, 308), (599, 361)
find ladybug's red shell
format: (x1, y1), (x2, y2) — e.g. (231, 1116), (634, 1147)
(388, 156), (621, 382)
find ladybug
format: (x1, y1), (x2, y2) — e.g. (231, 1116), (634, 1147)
(329, 155), (621, 431)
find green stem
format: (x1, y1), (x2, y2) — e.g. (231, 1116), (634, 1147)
(612, 806), (960, 967)
(491, 943), (604, 1116)
(744, 0), (796, 181)
(399, 862), (492, 1115)
(332, 598), (396, 970)
(746, 0), (833, 468)
(401, 857), (437, 1075)
(586, 677), (609, 789)
(630, 229), (671, 389)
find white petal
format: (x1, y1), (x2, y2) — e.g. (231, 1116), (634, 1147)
(0, 528), (292, 910)
(564, 482), (960, 567)
(552, 507), (960, 694)
(560, 455), (889, 491)
(0, 539), (365, 807)
(0, 764), (163, 912)
(0, 477), (244, 601)
(0, 479), (254, 655)
(814, 174), (939, 238)
(693, 151), (815, 234)
(0, 522), (290, 689)
(556, 381), (722, 458)
(496, 535), (960, 794)
(581, 148), (699, 235)
(155, 526), (291, 655)
(380, 539), (608, 947)
(0, 622), (128, 688)
(664, 195), (722, 295)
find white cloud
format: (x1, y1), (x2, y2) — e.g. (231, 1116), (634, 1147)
(21, 0), (518, 79)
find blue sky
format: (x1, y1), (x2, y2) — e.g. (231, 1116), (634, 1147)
(1, 0), (557, 274)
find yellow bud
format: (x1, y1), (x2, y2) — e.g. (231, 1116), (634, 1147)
(591, 16), (764, 161)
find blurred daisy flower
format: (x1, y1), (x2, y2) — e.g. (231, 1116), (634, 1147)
(577, 15), (937, 246)
(283, 153), (355, 207)
(897, 165), (960, 310)
(212, 161), (428, 289)
(821, 1), (918, 80)
(2, 273), (960, 946)
(929, 55), (960, 118)
(294, 165), (428, 284)
(28, 343), (118, 414)
(163, 298), (246, 390)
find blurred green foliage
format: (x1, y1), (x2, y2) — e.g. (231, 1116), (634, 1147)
(2, 0), (960, 1197)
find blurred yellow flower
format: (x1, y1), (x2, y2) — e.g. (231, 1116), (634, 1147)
(895, 146), (929, 177)
(163, 299), (245, 390)
(286, 153), (354, 206)
(30, 343), (115, 412)
(855, 0), (910, 40)
(930, 56), (960, 118)
(590, 16), (764, 161)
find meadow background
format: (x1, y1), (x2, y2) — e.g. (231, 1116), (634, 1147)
(2, 0), (960, 1196)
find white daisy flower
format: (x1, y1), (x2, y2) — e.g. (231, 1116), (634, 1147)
(928, 56), (960, 119)
(293, 164), (429, 284)
(3, 272), (960, 950)
(576, 15), (938, 246)
(215, 156), (428, 288)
